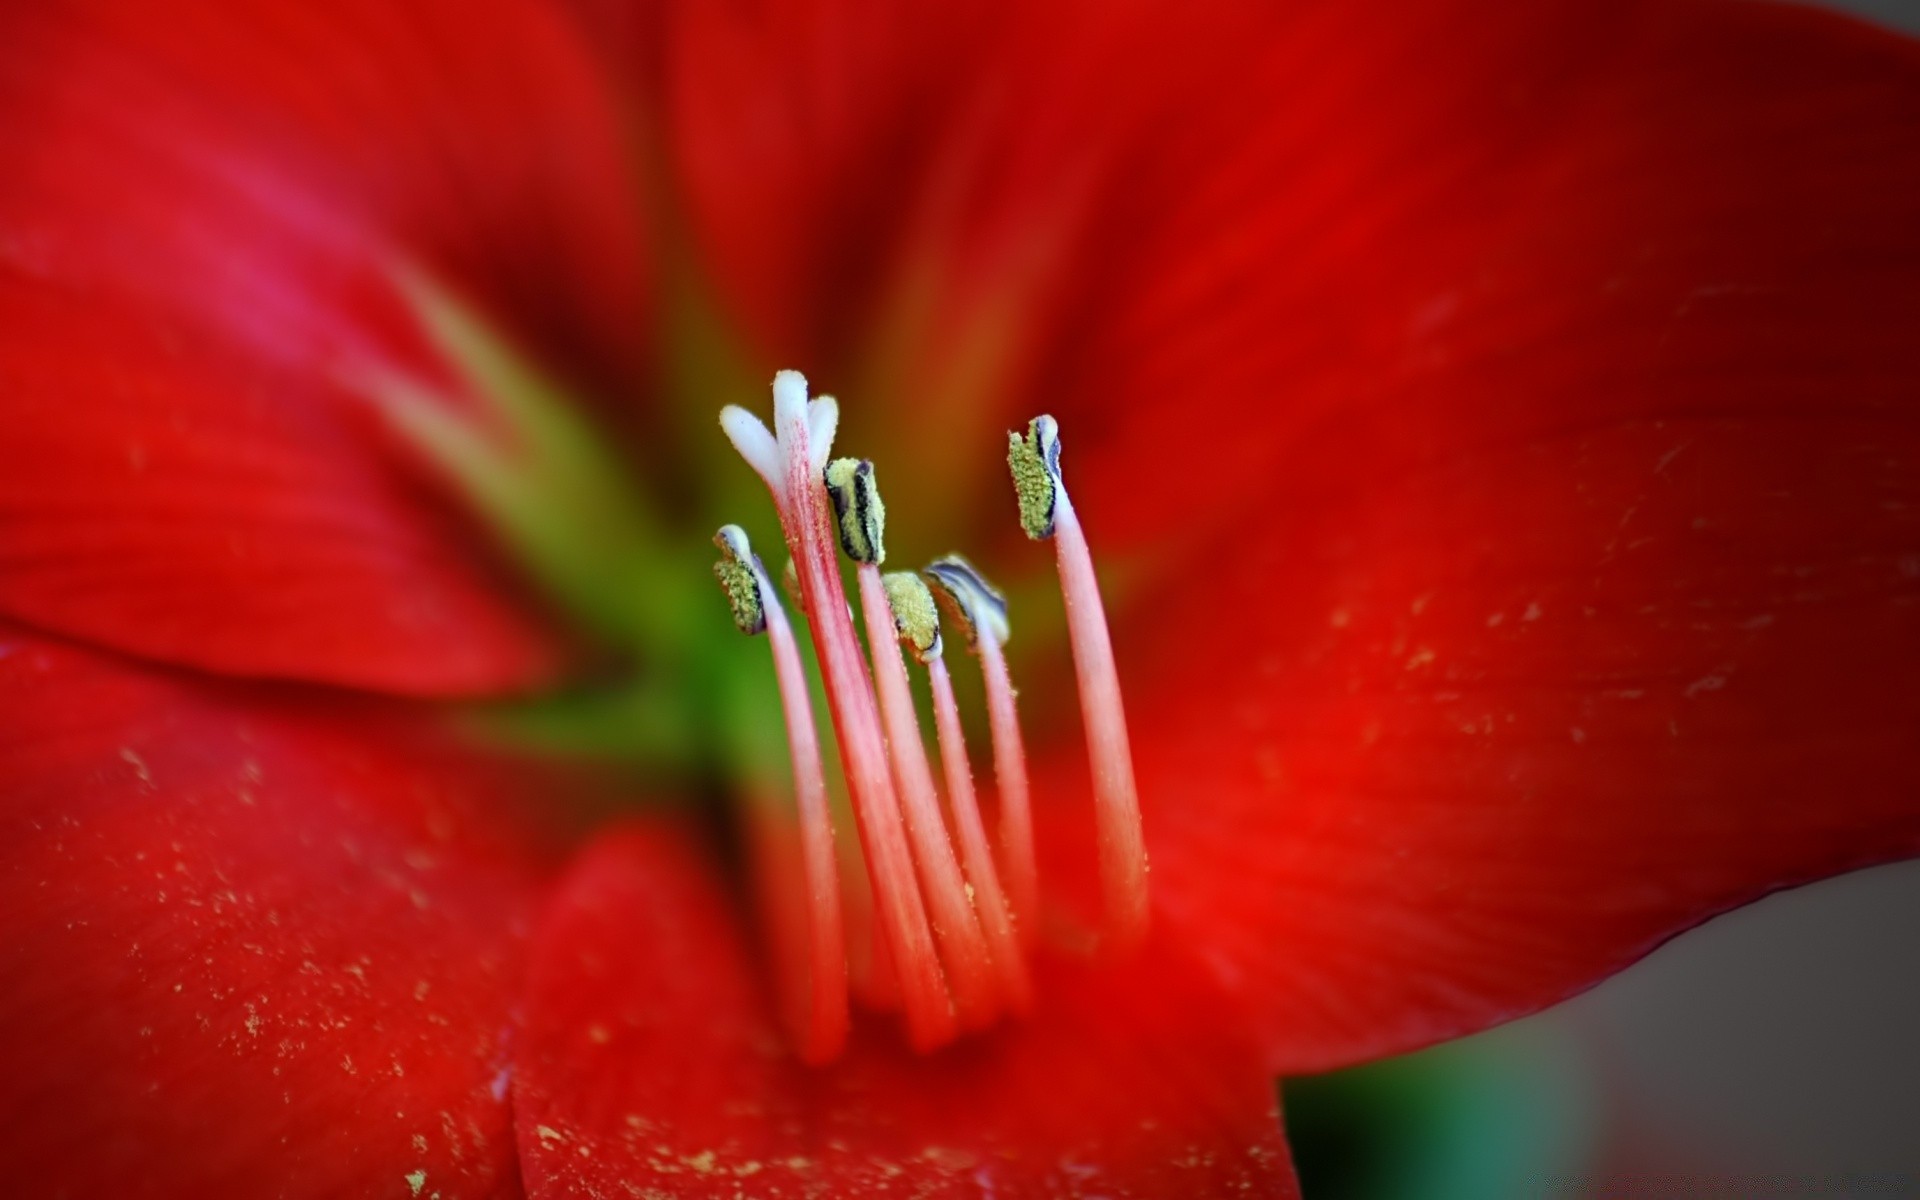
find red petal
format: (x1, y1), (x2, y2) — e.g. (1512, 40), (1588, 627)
(0, 626), (586, 1194)
(0, 0), (649, 694)
(513, 823), (1299, 1199)
(1040, 2), (1920, 1072)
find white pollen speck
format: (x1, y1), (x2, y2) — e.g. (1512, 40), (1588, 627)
(1571, 727), (1586, 744)
(1522, 602), (1543, 622)
(1685, 673), (1727, 698)
(1486, 611), (1505, 627)
(119, 747), (154, 789)
(405, 1170), (426, 1196)
(537, 1125), (565, 1144)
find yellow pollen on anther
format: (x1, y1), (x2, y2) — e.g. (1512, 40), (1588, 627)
(824, 457), (886, 565)
(711, 526), (767, 636)
(1006, 415), (1062, 540)
(882, 572), (942, 663)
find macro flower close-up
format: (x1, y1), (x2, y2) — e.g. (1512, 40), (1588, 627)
(3, 0), (1918, 1196)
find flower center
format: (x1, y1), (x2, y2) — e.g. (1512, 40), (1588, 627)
(715, 371), (1149, 1061)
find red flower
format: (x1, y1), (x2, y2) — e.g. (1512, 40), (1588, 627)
(4, 0), (1918, 1195)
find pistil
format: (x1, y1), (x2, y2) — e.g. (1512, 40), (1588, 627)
(1009, 416), (1150, 950)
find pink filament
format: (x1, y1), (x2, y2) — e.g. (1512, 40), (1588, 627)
(759, 594), (850, 1061)
(1050, 492), (1150, 950)
(974, 628), (1040, 948)
(927, 654), (1032, 1012)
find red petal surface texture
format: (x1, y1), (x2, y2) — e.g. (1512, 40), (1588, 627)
(0, 626), (585, 1196)
(1044, 1), (1920, 1072)
(0, 0), (651, 695)
(513, 824), (1299, 1199)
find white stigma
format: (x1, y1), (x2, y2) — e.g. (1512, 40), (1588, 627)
(718, 405), (779, 494)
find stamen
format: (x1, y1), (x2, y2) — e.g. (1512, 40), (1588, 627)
(923, 556), (1039, 947)
(887, 571), (1032, 1013)
(722, 373), (956, 1050)
(712, 526), (848, 1062)
(827, 459), (999, 1027)
(1008, 416), (1150, 950)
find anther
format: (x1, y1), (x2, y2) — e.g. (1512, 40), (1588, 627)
(712, 525), (848, 1062)
(825, 458), (886, 565)
(1006, 416), (1150, 950)
(923, 556), (1039, 947)
(922, 555), (1011, 647)
(881, 570), (942, 663)
(712, 526), (767, 636)
(1007, 414), (1063, 540)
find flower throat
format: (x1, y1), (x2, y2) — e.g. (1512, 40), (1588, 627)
(714, 371), (1148, 1062)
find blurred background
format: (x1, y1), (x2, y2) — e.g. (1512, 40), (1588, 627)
(1282, 857), (1920, 1198)
(1276, 16), (1920, 1196)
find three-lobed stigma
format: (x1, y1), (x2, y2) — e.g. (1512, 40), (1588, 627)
(715, 373), (1146, 1060)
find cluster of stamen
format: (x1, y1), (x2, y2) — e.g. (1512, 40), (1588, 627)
(714, 372), (1147, 1061)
